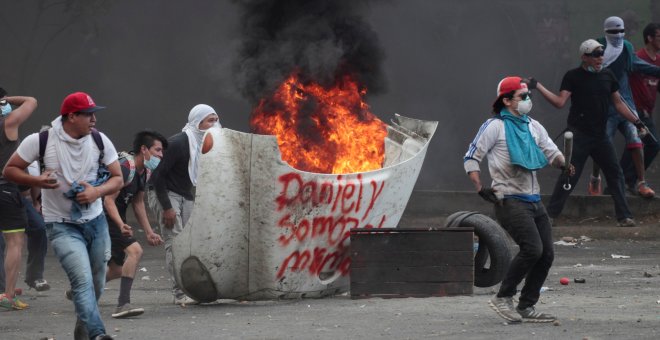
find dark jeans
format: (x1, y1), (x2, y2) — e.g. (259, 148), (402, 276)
(494, 199), (554, 309)
(547, 129), (632, 221)
(0, 197), (48, 292)
(620, 114), (660, 187)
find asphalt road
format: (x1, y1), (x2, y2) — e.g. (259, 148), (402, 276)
(2, 227), (660, 340)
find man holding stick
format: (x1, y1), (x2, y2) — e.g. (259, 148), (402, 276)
(530, 39), (645, 227)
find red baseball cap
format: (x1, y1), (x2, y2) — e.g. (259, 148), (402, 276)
(60, 92), (106, 115)
(496, 76), (527, 97)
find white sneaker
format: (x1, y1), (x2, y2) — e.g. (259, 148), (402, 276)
(173, 294), (199, 306)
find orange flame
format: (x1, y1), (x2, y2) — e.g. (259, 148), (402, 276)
(250, 73), (387, 174)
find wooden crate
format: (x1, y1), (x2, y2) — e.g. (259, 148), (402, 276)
(350, 228), (473, 298)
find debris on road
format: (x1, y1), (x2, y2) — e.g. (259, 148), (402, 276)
(611, 254), (631, 259)
(574, 278), (586, 283)
(554, 240), (575, 246)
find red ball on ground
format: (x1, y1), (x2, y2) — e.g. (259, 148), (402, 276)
(559, 277), (570, 285)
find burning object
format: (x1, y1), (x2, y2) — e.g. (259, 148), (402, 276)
(171, 114), (438, 302)
(250, 72), (387, 174)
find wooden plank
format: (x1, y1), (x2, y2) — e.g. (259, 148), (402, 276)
(350, 231), (473, 252)
(351, 250), (474, 267)
(350, 281), (473, 298)
(350, 265), (473, 283)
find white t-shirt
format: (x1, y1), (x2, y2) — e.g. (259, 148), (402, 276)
(16, 131), (118, 223)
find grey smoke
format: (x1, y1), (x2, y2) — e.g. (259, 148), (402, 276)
(232, 0), (387, 104)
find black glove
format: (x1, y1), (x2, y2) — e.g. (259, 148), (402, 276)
(560, 164), (575, 177)
(634, 120), (645, 130)
(478, 187), (501, 204)
(523, 77), (538, 90)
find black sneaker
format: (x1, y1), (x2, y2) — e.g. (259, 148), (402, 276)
(93, 335), (114, 340)
(74, 318), (88, 340)
(516, 306), (556, 323)
(488, 297), (522, 323)
(28, 279), (50, 292)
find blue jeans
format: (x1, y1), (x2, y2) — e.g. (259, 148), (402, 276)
(46, 214), (110, 339)
(0, 197), (48, 291)
(620, 113), (660, 187)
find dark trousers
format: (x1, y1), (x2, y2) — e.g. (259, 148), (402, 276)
(0, 197), (48, 291)
(547, 130), (632, 221)
(621, 114), (660, 187)
(495, 199), (554, 309)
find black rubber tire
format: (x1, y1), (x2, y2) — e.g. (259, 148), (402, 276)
(445, 211), (512, 288)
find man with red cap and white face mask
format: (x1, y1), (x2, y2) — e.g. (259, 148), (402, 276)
(464, 76), (571, 323)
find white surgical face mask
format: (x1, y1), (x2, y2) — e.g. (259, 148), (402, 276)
(1, 103), (12, 116)
(517, 98), (533, 115)
(143, 152), (161, 171)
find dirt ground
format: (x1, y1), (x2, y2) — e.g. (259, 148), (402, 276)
(2, 225), (660, 340)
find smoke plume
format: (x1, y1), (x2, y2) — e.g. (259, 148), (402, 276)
(232, 0), (387, 104)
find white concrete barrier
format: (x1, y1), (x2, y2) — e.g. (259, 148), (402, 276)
(172, 114), (438, 301)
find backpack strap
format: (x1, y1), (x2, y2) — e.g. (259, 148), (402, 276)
(38, 130), (49, 174)
(117, 151), (136, 185)
(90, 128), (105, 169)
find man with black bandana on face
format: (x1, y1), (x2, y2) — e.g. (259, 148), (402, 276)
(531, 39), (646, 227)
(588, 16), (660, 198)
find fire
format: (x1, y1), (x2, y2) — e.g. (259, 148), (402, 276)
(250, 73), (387, 174)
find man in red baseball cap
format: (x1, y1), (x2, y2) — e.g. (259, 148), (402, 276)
(60, 92), (106, 115)
(464, 76), (571, 323)
(3, 91), (122, 340)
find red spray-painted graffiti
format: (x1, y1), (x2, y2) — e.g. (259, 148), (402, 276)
(275, 172), (386, 279)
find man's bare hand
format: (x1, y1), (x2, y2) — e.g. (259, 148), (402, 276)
(75, 181), (100, 204)
(147, 232), (164, 246)
(36, 170), (59, 189)
(162, 208), (176, 228)
(120, 223), (134, 237)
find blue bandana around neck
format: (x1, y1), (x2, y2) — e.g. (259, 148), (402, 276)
(499, 109), (548, 170)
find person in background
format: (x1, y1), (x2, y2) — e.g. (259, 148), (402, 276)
(531, 39), (645, 227)
(102, 130), (166, 318)
(148, 104), (220, 306)
(589, 16), (660, 198)
(0, 88), (37, 310)
(623, 22), (660, 192)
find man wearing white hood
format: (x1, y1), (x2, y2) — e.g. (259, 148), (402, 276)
(589, 16), (660, 198)
(148, 104), (220, 305)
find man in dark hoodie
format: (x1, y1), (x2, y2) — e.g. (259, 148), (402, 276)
(148, 104), (219, 305)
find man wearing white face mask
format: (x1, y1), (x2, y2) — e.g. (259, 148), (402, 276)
(93, 130), (168, 318)
(588, 16), (660, 198)
(148, 104), (220, 305)
(464, 76), (570, 323)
